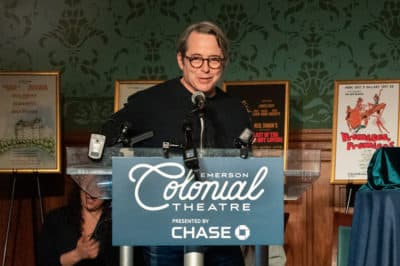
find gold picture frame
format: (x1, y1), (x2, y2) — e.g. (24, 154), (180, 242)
(114, 80), (163, 112)
(331, 79), (400, 184)
(222, 80), (290, 166)
(0, 71), (61, 173)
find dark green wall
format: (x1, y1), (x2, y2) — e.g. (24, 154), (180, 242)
(1, 0), (399, 132)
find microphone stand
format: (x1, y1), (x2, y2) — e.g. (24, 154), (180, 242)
(184, 246), (204, 266)
(191, 92), (206, 157)
(183, 108), (205, 266)
(182, 121), (200, 180)
(198, 110), (205, 158)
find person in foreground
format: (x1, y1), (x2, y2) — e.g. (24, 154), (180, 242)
(36, 184), (118, 266)
(101, 21), (251, 265)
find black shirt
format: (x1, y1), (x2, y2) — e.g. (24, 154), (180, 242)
(102, 78), (251, 149)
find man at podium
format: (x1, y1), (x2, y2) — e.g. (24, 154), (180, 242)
(101, 21), (251, 266)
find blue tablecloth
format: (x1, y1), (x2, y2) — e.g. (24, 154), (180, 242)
(348, 190), (400, 266)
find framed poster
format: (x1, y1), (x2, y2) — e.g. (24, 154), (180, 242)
(222, 80), (289, 156)
(331, 79), (400, 184)
(0, 72), (61, 173)
(114, 80), (163, 112)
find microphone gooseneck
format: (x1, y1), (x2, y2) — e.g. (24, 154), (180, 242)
(191, 91), (206, 156)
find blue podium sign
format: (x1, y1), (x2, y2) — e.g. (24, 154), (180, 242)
(112, 156), (283, 246)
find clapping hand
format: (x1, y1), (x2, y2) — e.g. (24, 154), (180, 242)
(75, 235), (100, 260)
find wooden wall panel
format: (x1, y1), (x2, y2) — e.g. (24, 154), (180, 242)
(284, 196), (310, 266)
(284, 129), (344, 266)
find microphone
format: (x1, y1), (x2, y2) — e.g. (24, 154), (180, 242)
(115, 121), (154, 147)
(130, 131), (154, 146)
(116, 121), (133, 147)
(88, 133), (106, 160)
(90, 119), (154, 160)
(234, 128), (254, 159)
(191, 91), (206, 110)
(237, 128), (253, 145)
(88, 118), (122, 160)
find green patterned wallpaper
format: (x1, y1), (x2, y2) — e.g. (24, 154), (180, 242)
(1, 0), (399, 132)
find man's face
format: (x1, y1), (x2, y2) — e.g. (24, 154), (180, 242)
(177, 31), (224, 97)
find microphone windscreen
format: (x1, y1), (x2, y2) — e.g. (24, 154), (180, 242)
(239, 128), (253, 144)
(191, 91), (206, 105)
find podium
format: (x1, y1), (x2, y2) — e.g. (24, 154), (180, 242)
(66, 147), (320, 266)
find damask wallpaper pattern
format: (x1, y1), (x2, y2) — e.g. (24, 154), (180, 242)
(1, 0), (399, 131)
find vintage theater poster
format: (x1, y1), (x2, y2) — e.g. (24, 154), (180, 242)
(0, 72), (61, 173)
(222, 80), (289, 154)
(331, 80), (400, 184)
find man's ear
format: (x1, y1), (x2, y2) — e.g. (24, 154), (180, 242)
(177, 52), (184, 70)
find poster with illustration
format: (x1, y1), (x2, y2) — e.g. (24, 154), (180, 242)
(331, 80), (400, 184)
(0, 72), (61, 173)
